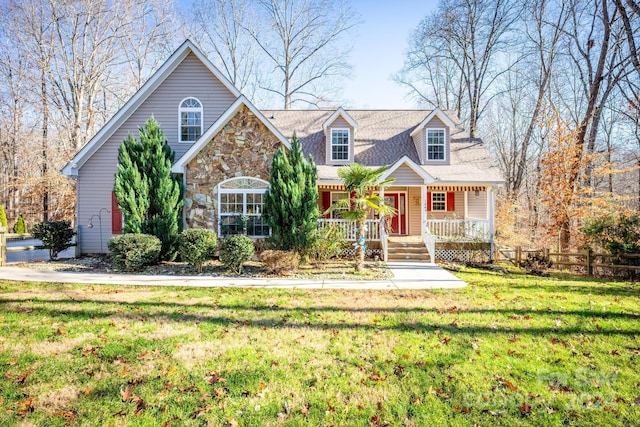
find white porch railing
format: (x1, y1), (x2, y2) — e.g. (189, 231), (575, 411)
(317, 219), (381, 241)
(425, 219), (492, 241)
(422, 227), (436, 263)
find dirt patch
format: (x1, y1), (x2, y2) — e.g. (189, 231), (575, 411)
(30, 332), (95, 356)
(37, 385), (81, 411)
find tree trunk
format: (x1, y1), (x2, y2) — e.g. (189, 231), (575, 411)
(354, 218), (365, 272)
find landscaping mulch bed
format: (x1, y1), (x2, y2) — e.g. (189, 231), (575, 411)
(11, 255), (393, 281)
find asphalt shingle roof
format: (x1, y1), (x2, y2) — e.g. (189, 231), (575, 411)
(261, 109), (503, 184)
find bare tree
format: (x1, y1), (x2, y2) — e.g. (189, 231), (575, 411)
(246, 0), (358, 109)
(398, 0), (521, 137)
(612, 0), (640, 74)
(189, 0), (259, 96)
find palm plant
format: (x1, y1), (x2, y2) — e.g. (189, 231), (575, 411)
(329, 163), (396, 272)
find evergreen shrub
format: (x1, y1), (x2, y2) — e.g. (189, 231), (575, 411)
(178, 228), (217, 272)
(107, 233), (161, 272)
(219, 235), (254, 273)
(13, 214), (27, 234)
(32, 220), (75, 260)
(0, 205), (7, 230)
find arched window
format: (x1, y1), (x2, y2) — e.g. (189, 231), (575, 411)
(217, 177), (270, 237)
(179, 97), (203, 142)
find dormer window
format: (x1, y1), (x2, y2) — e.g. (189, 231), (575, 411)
(179, 97), (203, 142)
(427, 129), (445, 160)
(331, 129), (350, 161)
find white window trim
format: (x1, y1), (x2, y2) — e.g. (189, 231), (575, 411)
(217, 177), (270, 237)
(330, 128), (351, 162)
(179, 97), (203, 143)
(426, 128), (446, 161)
(431, 191), (447, 211)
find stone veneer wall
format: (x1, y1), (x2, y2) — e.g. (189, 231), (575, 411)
(184, 105), (283, 230)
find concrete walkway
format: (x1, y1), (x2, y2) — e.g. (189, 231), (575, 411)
(0, 262), (466, 290)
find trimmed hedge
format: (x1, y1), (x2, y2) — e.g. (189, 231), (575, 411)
(107, 233), (161, 272)
(178, 228), (218, 272)
(219, 235), (254, 273)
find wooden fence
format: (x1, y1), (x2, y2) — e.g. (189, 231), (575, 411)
(496, 246), (640, 277)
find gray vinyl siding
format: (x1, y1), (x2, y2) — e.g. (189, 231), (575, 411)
(326, 116), (354, 165)
(412, 129), (425, 164)
(466, 191), (487, 219)
(389, 164), (425, 186)
(77, 52), (237, 253)
(422, 116), (450, 166)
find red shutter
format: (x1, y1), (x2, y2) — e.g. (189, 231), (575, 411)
(447, 192), (455, 212)
(111, 192), (122, 234)
(321, 191), (331, 218)
(426, 191), (432, 211)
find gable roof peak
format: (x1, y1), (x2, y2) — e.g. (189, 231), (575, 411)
(409, 108), (457, 138)
(172, 95), (291, 173)
(62, 39), (240, 175)
(322, 107), (358, 131)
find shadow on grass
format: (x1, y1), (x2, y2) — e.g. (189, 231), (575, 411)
(1, 297), (638, 336)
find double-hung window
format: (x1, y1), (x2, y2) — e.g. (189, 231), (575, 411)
(427, 129), (445, 160)
(431, 192), (446, 211)
(179, 98), (203, 142)
(331, 129), (350, 161)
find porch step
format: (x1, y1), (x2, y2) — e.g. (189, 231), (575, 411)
(386, 237), (431, 261)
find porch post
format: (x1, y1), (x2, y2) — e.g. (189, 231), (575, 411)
(488, 186), (496, 262)
(488, 186), (495, 240)
(421, 184), (426, 231)
(379, 187), (386, 261)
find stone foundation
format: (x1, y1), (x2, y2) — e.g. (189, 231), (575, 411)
(184, 105), (283, 230)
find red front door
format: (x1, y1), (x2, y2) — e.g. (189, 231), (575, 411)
(384, 193), (406, 235)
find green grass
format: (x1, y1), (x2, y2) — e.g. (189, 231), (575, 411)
(0, 268), (638, 426)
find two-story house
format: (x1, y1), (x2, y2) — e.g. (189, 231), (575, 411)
(62, 40), (503, 263)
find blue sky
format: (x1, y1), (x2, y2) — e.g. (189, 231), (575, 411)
(341, 0), (438, 109)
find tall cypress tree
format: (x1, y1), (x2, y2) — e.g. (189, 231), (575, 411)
(264, 135), (319, 256)
(114, 116), (183, 260)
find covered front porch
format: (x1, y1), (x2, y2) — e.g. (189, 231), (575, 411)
(316, 159), (497, 262)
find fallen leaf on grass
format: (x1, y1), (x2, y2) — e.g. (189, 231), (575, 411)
(54, 409), (76, 421)
(15, 397), (34, 416)
(120, 385), (132, 402)
(190, 405), (211, 418)
(611, 349), (620, 356)
(5, 359), (18, 365)
(204, 372), (226, 384)
(301, 403), (310, 416)
(518, 403), (531, 414)
(454, 405), (470, 413)
(113, 355), (127, 365)
(136, 350), (153, 360)
(442, 336), (451, 344)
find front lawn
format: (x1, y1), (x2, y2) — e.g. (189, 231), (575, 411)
(0, 269), (638, 426)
